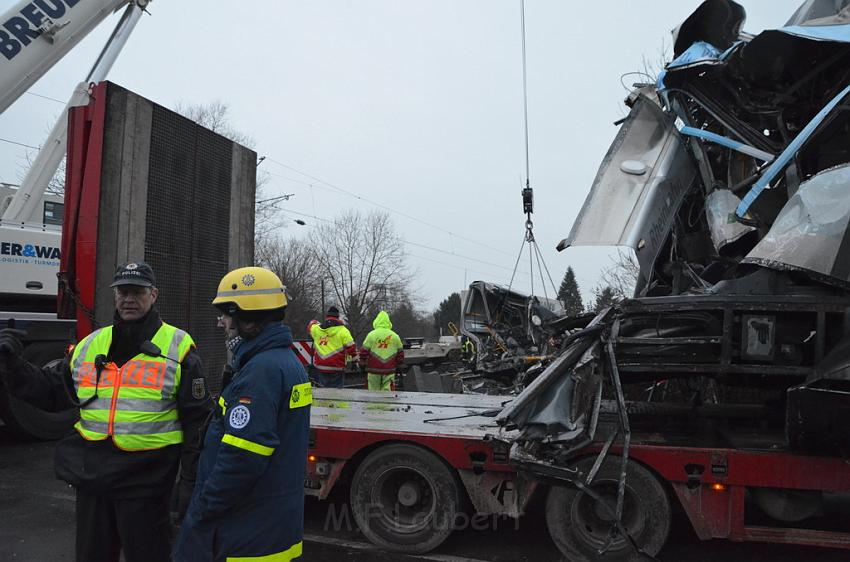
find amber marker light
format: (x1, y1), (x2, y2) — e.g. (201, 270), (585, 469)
(308, 454), (317, 462)
(711, 483), (727, 492)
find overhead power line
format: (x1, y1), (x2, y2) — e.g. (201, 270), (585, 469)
(26, 91), (66, 104)
(0, 137), (39, 150)
(407, 252), (512, 286)
(272, 207), (530, 278)
(260, 156), (516, 259)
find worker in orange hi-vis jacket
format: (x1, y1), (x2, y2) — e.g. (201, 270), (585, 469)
(307, 306), (356, 388)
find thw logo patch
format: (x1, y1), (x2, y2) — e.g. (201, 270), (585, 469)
(290, 383), (313, 409)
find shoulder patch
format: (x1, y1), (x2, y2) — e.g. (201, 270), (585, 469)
(229, 405), (251, 429)
(191, 377), (206, 399)
(290, 382), (313, 409)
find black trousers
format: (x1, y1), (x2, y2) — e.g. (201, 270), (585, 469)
(75, 490), (172, 562)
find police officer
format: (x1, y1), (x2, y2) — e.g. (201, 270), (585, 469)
(307, 305), (356, 387)
(174, 266), (310, 562)
(0, 261), (211, 562)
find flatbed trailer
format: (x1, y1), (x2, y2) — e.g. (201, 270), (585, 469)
(305, 388), (532, 553)
(305, 388), (850, 559)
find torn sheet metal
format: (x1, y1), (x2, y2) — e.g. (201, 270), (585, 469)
(497, 312), (611, 442)
(705, 189), (756, 251)
(785, 0), (850, 27)
(558, 95), (697, 289)
(743, 164), (850, 287)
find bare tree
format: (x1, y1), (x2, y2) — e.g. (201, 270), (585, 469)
(18, 118), (67, 197)
(597, 248), (640, 301)
(175, 100), (254, 146)
(255, 235), (320, 338)
(313, 210), (412, 339)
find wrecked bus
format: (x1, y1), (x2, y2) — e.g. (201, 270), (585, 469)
(499, 0), (850, 559)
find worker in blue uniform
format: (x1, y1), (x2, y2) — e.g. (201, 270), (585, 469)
(174, 266), (311, 562)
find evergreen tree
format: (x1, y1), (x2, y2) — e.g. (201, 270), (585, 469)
(592, 286), (620, 313)
(557, 267), (584, 316)
(433, 292), (462, 337)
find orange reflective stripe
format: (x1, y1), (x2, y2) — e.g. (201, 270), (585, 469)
(77, 363), (97, 386)
(142, 362), (166, 389)
(122, 360), (165, 389)
(122, 361), (144, 386)
(77, 360), (166, 390)
(100, 364), (118, 387)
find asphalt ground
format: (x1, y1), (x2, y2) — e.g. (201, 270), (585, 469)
(2, 423), (849, 562)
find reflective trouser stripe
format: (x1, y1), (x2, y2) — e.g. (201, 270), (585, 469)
(222, 433), (275, 456)
(226, 541), (302, 561)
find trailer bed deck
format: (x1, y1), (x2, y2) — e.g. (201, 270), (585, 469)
(310, 388), (515, 439)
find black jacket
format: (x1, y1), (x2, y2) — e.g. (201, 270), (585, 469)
(9, 309), (212, 500)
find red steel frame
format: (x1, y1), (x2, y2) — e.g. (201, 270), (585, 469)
(628, 445), (850, 549)
(308, 424), (850, 550)
(59, 82), (108, 340)
(310, 426), (512, 474)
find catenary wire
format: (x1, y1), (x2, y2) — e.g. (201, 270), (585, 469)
(0, 137), (39, 150)
(260, 156), (516, 258)
(273, 208), (531, 277)
(26, 91), (66, 104)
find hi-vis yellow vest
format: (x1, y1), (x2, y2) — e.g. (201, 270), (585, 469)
(70, 322), (194, 451)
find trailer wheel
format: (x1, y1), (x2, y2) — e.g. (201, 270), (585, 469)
(545, 457), (670, 562)
(350, 443), (461, 554)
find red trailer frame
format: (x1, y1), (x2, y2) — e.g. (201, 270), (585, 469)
(305, 388), (850, 556)
(629, 445), (850, 549)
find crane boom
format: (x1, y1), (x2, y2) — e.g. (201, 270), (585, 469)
(0, 0), (133, 115)
(2, 0), (147, 223)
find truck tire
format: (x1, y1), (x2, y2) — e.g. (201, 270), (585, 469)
(350, 443), (461, 554)
(545, 457), (671, 562)
(0, 343), (78, 441)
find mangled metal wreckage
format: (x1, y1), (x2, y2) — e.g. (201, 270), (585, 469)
(495, 0), (850, 555)
(459, 280), (582, 387)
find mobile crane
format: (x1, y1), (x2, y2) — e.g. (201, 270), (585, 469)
(0, 0), (150, 438)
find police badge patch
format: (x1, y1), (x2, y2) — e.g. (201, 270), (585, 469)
(191, 378), (206, 399)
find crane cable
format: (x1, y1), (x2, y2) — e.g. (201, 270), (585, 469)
(506, 0), (559, 304)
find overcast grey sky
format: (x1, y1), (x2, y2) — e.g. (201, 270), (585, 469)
(0, 0), (804, 310)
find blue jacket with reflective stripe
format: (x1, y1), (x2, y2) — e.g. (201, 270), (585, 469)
(175, 322), (310, 561)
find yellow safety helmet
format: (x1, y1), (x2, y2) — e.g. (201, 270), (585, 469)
(212, 266), (287, 313)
